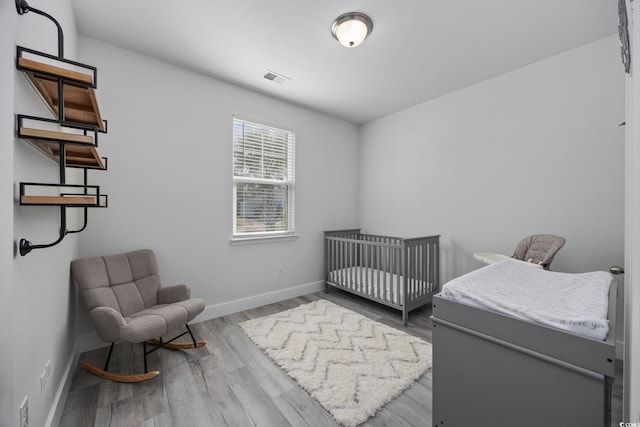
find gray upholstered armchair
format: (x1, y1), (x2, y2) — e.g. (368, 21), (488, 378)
(71, 249), (206, 382)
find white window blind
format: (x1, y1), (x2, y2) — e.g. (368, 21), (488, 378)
(232, 117), (295, 238)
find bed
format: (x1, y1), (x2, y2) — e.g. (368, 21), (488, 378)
(324, 229), (440, 325)
(431, 260), (617, 427)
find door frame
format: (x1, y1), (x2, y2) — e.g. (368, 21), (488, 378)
(624, 0), (639, 420)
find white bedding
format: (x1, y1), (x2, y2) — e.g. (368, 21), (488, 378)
(329, 266), (431, 305)
(440, 260), (613, 340)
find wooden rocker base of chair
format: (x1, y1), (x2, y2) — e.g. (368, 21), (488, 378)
(147, 338), (207, 350)
(80, 361), (160, 383)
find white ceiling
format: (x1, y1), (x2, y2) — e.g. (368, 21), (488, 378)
(71, 0), (618, 124)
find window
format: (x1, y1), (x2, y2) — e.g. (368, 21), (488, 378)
(232, 117), (295, 240)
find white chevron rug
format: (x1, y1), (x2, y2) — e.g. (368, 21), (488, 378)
(239, 299), (432, 427)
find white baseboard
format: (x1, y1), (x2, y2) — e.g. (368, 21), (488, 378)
(45, 341), (81, 427)
(195, 280), (325, 323)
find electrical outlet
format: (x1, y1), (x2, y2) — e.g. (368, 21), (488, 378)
(19, 396), (28, 427)
(277, 265), (284, 277)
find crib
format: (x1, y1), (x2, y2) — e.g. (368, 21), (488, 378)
(324, 229), (440, 325)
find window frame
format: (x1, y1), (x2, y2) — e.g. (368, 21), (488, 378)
(231, 115), (297, 243)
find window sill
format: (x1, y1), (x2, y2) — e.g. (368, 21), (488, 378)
(230, 233), (299, 245)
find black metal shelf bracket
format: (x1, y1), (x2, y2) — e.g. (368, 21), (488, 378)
(19, 206), (67, 256)
(16, 0), (64, 58)
(17, 0), (69, 256)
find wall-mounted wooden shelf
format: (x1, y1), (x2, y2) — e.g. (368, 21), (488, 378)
(17, 115), (106, 169)
(27, 138), (106, 169)
(19, 127), (93, 144)
(17, 47), (104, 132)
(19, 182), (107, 208)
(17, 56), (93, 86)
(19, 194), (107, 207)
(22, 73), (105, 131)
(21, 195), (98, 206)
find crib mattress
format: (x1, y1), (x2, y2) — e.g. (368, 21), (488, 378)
(440, 260), (612, 340)
(328, 266), (431, 305)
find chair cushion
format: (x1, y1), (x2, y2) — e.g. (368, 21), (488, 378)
(121, 298), (205, 343)
(512, 234), (566, 266)
(72, 249), (161, 316)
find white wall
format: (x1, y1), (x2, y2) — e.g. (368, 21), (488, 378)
(76, 37), (359, 333)
(9, 1), (83, 426)
(359, 36), (625, 283)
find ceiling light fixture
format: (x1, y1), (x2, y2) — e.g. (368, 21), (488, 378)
(331, 12), (373, 48)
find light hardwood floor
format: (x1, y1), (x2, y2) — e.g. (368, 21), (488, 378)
(59, 289), (622, 426)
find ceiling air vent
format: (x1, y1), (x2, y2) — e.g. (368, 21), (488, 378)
(263, 70), (290, 85)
